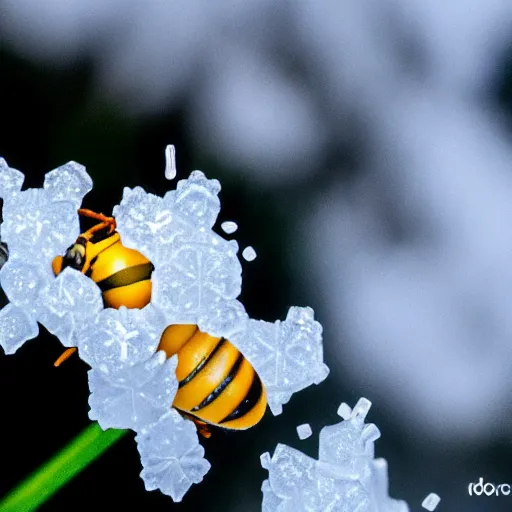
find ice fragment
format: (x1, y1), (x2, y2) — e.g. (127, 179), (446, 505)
(1, 188), (79, 272)
(77, 305), (167, 372)
(221, 220), (238, 234)
(43, 161), (93, 206)
(136, 409), (211, 502)
(0, 258), (49, 311)
(231, 306), (329, 415)
(88, 352), (178, 431)
(242, 246), (257, 261)
(174, 170), (221, 229)
(262, 398), (413, 512)
(0, 158), (24, 198)
(164, 144), (177, 180)
(422, 493), (441, 511)
(0, 303), (39, 355)
(337, 402), (352, 420)
(296, 423), (313, 440)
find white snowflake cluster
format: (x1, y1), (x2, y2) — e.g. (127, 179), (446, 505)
(0, 154), (329, 503)
(261, 398), (441, 512)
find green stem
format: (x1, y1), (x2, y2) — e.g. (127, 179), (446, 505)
(0, 423), (127, 512)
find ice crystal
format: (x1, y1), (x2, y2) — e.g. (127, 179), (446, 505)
(0, 158), (24, 197)
(221, 220), (238, 234)
(76, 305), (167, 372)
(242, 246), (257, 261)
(36, 267), (103, 347)
(296, 423), (313, 440)
(89, 352), (178, 431)
(0, 258), (48, 311)
(261, 398), (412, 512)
(0, 151), (330, 503)
(136, 410), (211, 502)
(43, 161), (93, 207)
(231, 307), (330, 415)
(421, 493), (440, 511)
(164, 144), (177, 180)
(0, 303), (39, 355)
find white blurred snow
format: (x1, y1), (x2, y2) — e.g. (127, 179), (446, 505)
(3, 0), (512, 450)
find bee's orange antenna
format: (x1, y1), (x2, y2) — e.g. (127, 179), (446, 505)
(77, 209), (117, 239)
(54, 347), (78, 367)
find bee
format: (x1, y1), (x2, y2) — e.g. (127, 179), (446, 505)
(52, 209), (267, 437)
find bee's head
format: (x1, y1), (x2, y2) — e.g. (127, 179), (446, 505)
(52, 237), (87, 276)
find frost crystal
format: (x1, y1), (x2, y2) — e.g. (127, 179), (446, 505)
(296, 423), (313, 440)
(36, 267), (103, 347)
(1, 184), (80, 278)
(232, 307), (330, 415)
(43, 161), (93, 206)
(242, 246), (257, 261)
(89, 352), (178, 431)
(421, 493), (440, 511)
(0, 303), (39, 355)
(0, 258), (48, 311)
(76, 305), (167, 372)
(136, 410), (211, 502)
(261, 398), (414, 512)
(0, 158), (24, 198)
(221, 220), (238, 234)
(197, 299), (249, 339)
(164, 144), (177, 180)
(174, 170), (221, 229)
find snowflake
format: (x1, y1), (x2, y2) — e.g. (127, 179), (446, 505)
(0, 152), (330, 503)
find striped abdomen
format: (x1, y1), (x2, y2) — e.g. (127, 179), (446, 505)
(84, 233), (154, 309)
(159, 324), (267, 430)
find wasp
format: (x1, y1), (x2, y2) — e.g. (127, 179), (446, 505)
(52, 209), (267, 437)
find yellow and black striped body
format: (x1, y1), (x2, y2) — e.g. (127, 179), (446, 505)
(52, 229), (267, 431)
(158, 324), (267, 430)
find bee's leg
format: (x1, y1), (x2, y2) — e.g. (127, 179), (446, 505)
(177, 410), (213, 438)
(54, 347), (77, 367)
(195, 421), (212, 439)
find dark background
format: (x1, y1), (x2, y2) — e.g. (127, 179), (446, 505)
(2, 3), (512, 511)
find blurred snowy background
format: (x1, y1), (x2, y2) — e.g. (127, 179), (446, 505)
(1, 1), (512, 511)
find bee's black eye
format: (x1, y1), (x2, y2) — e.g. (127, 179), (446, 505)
(62, 244), (84, 271)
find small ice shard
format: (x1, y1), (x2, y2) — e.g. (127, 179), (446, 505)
(0, 303), (39, 355)
(88, 352), (178, 431)
(260, 452), (272, 469)
(77, 305), (167, 372)
(0, 158), (24, 198)
(0, 258), (49, 311)
(296, 423), (313, 440)
(337, 402), (352, 420)
(221, 221), (238, 234)
(230, 306), (329, 415)
(164, 144), (177, 180)
(422, 493), (441, 511)
(174, 170), (221, 229)
(1, 188), (79, 273)
(35, 267), (103, 347)
(262, 398), (413, 512)
(242, 246), (257, 261)
(319, 407), (378, 483)
(136, 409), (211, 502)
(43, 161), (93, 206)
